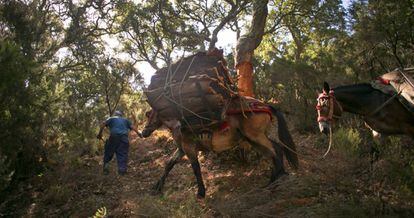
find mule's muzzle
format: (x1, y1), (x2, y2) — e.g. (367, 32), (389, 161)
(318, 122), (329, 135)
(141, 129), (153, 138)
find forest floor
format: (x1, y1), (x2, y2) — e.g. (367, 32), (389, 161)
(1, 129), (414, 217)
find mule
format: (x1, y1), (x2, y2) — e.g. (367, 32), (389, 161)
(316, 82), (414, 138)
(142, 97), (299, 198)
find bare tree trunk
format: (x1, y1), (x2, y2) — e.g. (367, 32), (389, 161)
(104, 84), (113, 116)
(234, 0), (269, 97)
(287, 25), (304, 62)
(208, 1), (248, 51)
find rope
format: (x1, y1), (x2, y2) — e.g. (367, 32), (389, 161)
(162, 94), (213, 121)
(146, 53), (238, 132)
(164, 63), (172, 89)
(169, 52), (186, 84)
(368, 90), (402, 116)
(178, 56), (197, 131)
(178, 56), (197, 88)
(277, 140), (308, 159)
(239, 97), (248, 118)
(398, 68), (414, 89)
(167, 56), (187, 101)
(277, 135), (331, 160)
(278, 126), (332, 159)
(322, 126), (333, 158)
(164, 54), (186, 89)
(155, 55), (204, 133)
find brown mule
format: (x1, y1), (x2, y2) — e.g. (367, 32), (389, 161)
(142, 97), (298, 198)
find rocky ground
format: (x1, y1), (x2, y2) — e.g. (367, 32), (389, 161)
(1, 129), (414, 217)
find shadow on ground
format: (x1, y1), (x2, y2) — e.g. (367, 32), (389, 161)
(1, 130), (414, 217)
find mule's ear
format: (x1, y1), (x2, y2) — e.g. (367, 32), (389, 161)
(323, 81), (330, 93)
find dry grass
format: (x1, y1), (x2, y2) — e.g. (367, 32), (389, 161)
(1, 130), (414, 217)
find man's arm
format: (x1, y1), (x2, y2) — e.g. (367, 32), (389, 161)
(130, 126), (143, 138)
(127, 119), (142, 138)
(97, 122), (106, 139)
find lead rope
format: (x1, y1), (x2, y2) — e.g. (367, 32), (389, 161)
(322, 126), (333, 158)
(323, 93), (335, 158)
(278, 138), (329, 160)
(315, 91), (337, 158)
(328, 94), (334, 120)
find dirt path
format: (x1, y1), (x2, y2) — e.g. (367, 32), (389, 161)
(2, 130), (414, 217)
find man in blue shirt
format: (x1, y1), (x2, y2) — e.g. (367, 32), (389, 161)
(97, 110), (142, 175)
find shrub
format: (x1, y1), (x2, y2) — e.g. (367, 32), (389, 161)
(332, 127), (362, 156)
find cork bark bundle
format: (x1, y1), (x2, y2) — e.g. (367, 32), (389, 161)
(144, 49), (236, 129)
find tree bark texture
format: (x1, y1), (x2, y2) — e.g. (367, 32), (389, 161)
(235, 0), (269, 97)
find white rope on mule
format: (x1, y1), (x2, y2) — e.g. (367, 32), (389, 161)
(322, 126), (333, 158)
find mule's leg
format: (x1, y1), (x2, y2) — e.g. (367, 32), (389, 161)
(243, 132), (286, 185)
(238, 140), (251, 163)
(238, 114), (286, 184)
(182, 141), (206, 198)
(190, 158), (205, 198)
(152, 148), (185, 194)
(271, 141), (287, 176)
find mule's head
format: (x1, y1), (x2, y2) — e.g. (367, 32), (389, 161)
(316, 82), (343, 134)
(141, 110), (163, 137)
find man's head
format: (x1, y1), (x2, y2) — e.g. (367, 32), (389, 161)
(114, 110), (123, 117)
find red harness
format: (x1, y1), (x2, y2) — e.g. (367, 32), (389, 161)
(220, 102), (273, 132)
(377, 77), (391, 85)
(225, 102), (273, 119)
(316, 90), (342, 122)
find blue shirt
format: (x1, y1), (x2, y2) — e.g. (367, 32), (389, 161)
(105, 116), (132, 136)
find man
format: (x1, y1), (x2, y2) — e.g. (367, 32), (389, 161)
(97, 110), (142, 175)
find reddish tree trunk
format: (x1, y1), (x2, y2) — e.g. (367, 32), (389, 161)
(235, 0), (269, 97)
(236, 61), (254, 96)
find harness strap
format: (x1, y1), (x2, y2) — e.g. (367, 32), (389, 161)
(195, 81), (216, 121)
(226, 108), (273, 120)
(328, 95), (334, 121)
(377, 77), (391, 85)
(397, 68), (414, 89)
(316, 90), (343, 122)
(368, 90), (402, 117)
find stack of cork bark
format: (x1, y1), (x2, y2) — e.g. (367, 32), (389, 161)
(144, 48), (236, 129)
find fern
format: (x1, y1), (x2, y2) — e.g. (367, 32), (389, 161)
(92, 207), (107, 218)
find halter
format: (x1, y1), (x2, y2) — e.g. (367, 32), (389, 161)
(145, 110), (155, 120)
(316, 90), (342, 122)
(145, 110), (160, 129)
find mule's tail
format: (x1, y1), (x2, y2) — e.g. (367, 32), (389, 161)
(269, 105), (299, 169)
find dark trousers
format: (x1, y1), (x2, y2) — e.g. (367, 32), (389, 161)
(103, 134), (129, 173)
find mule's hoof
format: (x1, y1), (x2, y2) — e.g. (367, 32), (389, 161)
(273, 171), (288, 180)
(278, 171), (289, 178)
(151, 182), (163, 195)
(196, 189), (205, 199)
(197, 193), (205, 199)
(152, 184), (161, 191)
(150, 189), (162, 196)
(261, 182), (271, 189)
(262, 180), (280, 189)
(263, 173), (289, 188)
